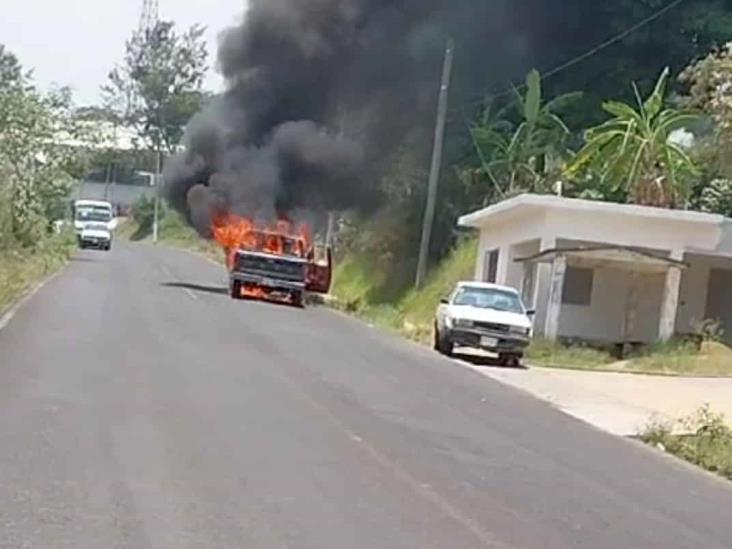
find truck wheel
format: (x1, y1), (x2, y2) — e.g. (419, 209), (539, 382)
(291, 291), (304, 308)
(434, 324), (454, 357)
(230, 280), (242, 300)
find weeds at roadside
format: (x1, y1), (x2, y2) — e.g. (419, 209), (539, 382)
(641, 405), (732, 480)
(0, 231), (75, 314)
(526, 339), (616, 369)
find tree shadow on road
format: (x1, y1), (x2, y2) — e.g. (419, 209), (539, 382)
(160, 282), (229, 296)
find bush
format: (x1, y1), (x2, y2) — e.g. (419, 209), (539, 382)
(641, 406), (732, 480)
(131, 195), (157, 234)
(0, 230), (75, 313)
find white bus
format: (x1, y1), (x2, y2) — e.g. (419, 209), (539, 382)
(73, 200), (116, 233)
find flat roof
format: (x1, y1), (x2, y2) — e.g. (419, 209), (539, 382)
(458, 194), (727, 229)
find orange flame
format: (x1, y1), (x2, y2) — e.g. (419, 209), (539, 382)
(242, 284), (269, 300)
(212, 214), (313, 268)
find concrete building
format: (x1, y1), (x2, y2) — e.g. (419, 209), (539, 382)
(459, 194), (732, 345)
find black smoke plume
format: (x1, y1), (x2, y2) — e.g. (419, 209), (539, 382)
(164, 0), (592, 235)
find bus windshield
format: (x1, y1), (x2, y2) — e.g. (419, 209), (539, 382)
(76, 208), (112, 223)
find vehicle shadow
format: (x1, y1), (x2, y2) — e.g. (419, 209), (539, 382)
(160, 282), (229, 296)
(160, 282), (306, 310)
(70, 255), (102, 263)
(452, 351), (529, 370)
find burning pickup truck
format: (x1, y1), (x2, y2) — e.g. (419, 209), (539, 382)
(214, 215), (332, 307)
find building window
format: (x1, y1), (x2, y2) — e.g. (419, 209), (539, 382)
(562, 266), (594, 306)
(483, 249), (499, 283)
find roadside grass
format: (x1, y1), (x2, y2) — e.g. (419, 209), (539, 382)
(331, 237), (478, 344)
(621, 341), (732, 377)
(399, 237), (478, 343)
(526, 339), (616, 369)
(0, 232), (75, 316)
(641, 406), (732, 481)
(529, 339), (732, 377)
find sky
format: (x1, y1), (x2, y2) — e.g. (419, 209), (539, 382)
(0, 0), (248, 106)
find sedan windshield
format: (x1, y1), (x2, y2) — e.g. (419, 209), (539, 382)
(453, 287), (524, 314)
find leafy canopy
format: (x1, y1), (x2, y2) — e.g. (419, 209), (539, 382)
(0, 46), (94, 245)
(103, 21), (208, 154)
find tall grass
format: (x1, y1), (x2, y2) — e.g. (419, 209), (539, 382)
(331, 237), (478, 343)
(0, 231), (75, 314)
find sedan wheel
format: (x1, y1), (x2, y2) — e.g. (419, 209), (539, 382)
(434, 323), (454, 357)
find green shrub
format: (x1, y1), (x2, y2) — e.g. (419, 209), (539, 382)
(130, 195), (158, 239)
(641, 406), (732, 480)
(0, 231), (75, 314)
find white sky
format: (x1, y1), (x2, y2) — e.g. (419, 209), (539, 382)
(1, 0), (248, 106)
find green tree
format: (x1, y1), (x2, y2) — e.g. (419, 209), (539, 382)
(0, 47), (91, 245)
(681, 43), (732, 210)
(696, 178), (732, 216)
(568, 68), (698, 208)
(467, 70), (579, 200)
(0, 45), (30, 93)
(103, 20), (208, 155)
(545, 0), (732, 129)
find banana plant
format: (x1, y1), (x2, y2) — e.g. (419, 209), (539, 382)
(468, 69), (580, 199)
(568, 67), (699, 208)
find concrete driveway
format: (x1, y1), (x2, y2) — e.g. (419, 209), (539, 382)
(462, 359), (732, 435)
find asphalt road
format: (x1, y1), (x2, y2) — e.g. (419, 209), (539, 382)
(1, 243), (731, 549)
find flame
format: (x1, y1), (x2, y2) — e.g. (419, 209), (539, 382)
(212, 214), (312, 267)
(242, 284), (269, 300)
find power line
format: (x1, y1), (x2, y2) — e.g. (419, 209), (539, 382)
(453, 0), (688, 112)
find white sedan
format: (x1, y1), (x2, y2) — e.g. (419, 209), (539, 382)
(78, 223), (113, 251)
(434, 281), (533, 366)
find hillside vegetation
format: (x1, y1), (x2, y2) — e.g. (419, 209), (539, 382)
(0, 233), (75, 315)
(332, 237), (478, 343)
(119, 200), (223, 263)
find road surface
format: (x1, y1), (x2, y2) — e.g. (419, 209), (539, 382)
(1, 243), (731, 549)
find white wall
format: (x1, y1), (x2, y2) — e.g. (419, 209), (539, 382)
(558, 267), (625, 342)
(471, 203), (728, 343)
(506, 240), (540, 289)
(633, 273), (665, 342)
(556, 267), (664, 343)
(475, 212), (547, 282)
(677, 259), (711, 334)
(543, 208), (720, 253)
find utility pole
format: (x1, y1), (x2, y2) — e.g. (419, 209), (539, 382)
(325, 212), (336, 248)
(153, 148), (162, 244)
(325, 107), (348, 249)
(139, 0), (161, 243)
(415, 38), (454, 288)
